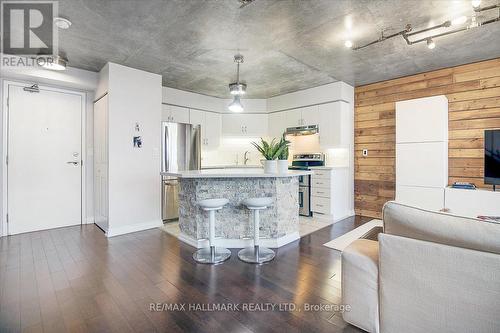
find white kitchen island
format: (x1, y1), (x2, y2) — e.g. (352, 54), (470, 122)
(161, 168), (312, 248)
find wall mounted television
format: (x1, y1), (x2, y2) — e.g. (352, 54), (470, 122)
(484, 129), (500, 187)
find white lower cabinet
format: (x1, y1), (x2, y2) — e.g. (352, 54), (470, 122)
(311, 167), (350, 222)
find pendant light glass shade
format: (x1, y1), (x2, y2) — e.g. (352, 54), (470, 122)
(228, 95), (244, 113)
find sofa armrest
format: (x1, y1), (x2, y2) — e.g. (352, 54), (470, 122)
(342, 239), (380, 333)
(379, 233), (500, 333)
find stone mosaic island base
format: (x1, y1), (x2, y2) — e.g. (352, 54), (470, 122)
(162, 169), (311, 248)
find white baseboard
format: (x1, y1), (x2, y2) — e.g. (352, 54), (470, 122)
(177, 231), (301, 249)
(313, 211), (355, 223)
(85, 216), (95, 224)
(106, 220), (163, 238)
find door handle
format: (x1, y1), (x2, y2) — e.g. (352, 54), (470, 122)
(67, 161), (79, 165)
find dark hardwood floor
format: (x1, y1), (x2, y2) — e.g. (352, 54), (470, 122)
(0, 216), (371, 333)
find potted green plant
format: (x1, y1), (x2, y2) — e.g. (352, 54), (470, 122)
(251, 138), (285, 173)
(277, 133), (291, 174)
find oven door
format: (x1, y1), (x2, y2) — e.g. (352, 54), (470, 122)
(298, 174), (310, 187)
(299, 186), (311, 216)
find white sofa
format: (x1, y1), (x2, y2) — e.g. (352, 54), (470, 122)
(342, 201), (500, 333)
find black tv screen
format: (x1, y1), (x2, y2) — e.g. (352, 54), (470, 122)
(485, 129), (500, 185)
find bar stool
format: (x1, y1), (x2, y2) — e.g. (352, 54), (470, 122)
(238, 197), (275, 264)
(193, 198), (231, 264)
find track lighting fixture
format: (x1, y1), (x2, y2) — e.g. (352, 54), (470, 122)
(426, 38), (436, 49)
(349, 1), (499, 51)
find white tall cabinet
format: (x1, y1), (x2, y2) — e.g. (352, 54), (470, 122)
(395, 95), (448, 211)
(93, 63), (162, 237)
(93, 95), (108, 231)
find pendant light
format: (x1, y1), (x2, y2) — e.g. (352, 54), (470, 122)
(228, 95), (244, 113)
(228, 54), (246, 112)
(229, 54), (246, 95)
(42, 55), (68, 71)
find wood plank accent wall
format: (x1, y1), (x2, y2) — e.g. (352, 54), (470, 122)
(354, 58), (500, 219)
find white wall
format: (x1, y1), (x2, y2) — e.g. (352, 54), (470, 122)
(106, 63), (162, 236)
(0, 65), (98, 235)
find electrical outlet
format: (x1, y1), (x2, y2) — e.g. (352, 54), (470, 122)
(362, 149), (368, 157)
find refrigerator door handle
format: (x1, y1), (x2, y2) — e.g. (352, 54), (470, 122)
(164, 125), (169, 171)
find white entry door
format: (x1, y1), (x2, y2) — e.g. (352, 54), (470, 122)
(7, 84), (83, 235)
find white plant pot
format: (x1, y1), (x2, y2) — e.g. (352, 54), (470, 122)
(277, 160), (289, 174)
(263, 160), (278, 174)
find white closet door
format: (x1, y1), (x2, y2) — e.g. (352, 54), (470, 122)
(395, 95), (448, 211)
(7, 84), (83, 235)
(396, 95), (448, 143)
(396, 142), (448, 188)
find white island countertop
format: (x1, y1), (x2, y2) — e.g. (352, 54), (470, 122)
(162, 168), (312, 178)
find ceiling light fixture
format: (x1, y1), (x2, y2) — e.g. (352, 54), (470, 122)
(344, 40), (353, 48)
(54, 17), (72, 29)
(426, 38), (436, 49)
(229, 54), (247, 95)
(451, 16), (468, 26)
(42, 55), (68, 71)
(351, 1), (499, 51)
(471, 0), (481, 8)
(228, 95), (244, 113)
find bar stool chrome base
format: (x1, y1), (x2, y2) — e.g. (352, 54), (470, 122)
(193, 246), (231, 264)
(238, 245), (275, 264)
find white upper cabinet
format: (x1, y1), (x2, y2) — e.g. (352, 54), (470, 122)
(281, 109), (303, 128)
(190, 109), (221, 150)
(162, 104), (190, 123)
(301, 105), (320, 126)
(189, 109), (204, 127)
(222, 114), (268, 137)
(318, 101), (352, 148)
(204, 112), (221, 149)
(268, 112), (284, 140)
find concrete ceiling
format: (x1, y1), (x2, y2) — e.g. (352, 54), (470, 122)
(57, 0), (500, 98)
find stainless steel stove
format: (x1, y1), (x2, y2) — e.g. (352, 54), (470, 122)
(289, 153), (325, 216)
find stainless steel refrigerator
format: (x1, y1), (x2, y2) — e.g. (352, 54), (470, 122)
(162, 122), (201, 221)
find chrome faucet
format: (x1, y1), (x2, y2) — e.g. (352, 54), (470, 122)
(244, 151), (250, 165)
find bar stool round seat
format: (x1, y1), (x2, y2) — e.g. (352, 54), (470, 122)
(238, 197), (275, 264)
(198, 198), (229, 210)
(243, 197), (273, 209)
(193, 198), (231, 265)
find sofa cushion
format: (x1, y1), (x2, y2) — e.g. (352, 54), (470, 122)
(342, 239), (380, 333)
(383, 201), (500, 255)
